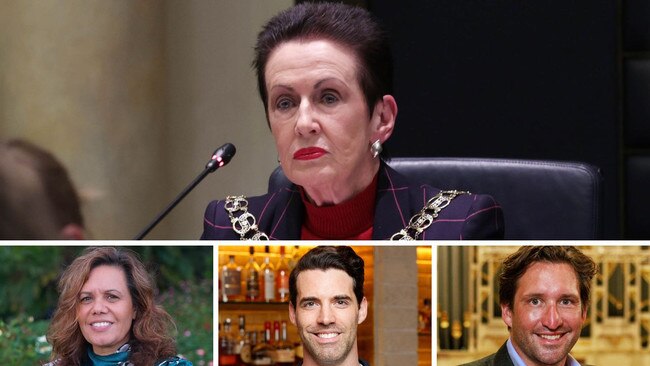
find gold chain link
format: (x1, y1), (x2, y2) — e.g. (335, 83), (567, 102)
(225, 190), (469, 241)
(389, 190), (470, 240)
(224, 195), (269, 240)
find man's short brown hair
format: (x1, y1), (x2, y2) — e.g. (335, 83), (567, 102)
(499, 246), (597, 311)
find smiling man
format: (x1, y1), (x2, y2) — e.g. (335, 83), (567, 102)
(463, 246), (597, 366)
(289, 246), (369, 366)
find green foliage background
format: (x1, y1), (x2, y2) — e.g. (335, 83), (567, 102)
(0, 246), (213, 365)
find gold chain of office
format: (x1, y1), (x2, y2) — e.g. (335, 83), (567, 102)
(224, 190), (469, 241)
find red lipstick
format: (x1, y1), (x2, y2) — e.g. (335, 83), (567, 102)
(293, 147), (326, 160)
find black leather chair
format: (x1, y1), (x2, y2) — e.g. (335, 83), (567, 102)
(268, 158), (603, 239)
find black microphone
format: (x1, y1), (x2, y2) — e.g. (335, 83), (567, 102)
(206, 142), (236, 172)
(134, 143), (236, 240)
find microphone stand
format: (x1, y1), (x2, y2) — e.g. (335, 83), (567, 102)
(134, 143), (235, 240)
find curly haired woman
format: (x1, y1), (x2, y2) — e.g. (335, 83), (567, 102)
(45, 247), (193, 366)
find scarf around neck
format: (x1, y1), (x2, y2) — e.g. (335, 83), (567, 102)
(85, 343), (133, 366)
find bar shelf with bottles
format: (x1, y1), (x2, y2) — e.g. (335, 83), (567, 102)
(219, 245), (309, 304)
(218, 245), (313, 366)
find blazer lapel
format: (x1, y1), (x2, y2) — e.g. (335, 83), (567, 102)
(494, 342), (515, 366)
(265, 186), (303, 240)
(372, 164), (413, 239)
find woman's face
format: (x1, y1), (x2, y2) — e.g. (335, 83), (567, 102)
(265, 39), (395, 205)
(77, 265), (135, 355)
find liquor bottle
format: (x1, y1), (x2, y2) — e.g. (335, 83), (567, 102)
(222, 255), (242, 302)
(249, 331), (261, 365)
(243, 246), (261, 302)
(240, 331), (253, 365)
(234, 315), (250, 365)
(276, 246), (290, 302)
(252, 328), (274, 365)
(261, 246), (276, 302)
(272, 321), (280, 346)
(265, 321), (273, 347)
(273, 321), (296, 366)
(219, 318), (237, 366)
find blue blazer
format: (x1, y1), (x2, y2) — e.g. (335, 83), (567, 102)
(201, 164), (504, 240)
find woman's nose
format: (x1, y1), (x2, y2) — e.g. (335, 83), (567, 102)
(91, 299), (108, 314)
(294, 101), (320, 136)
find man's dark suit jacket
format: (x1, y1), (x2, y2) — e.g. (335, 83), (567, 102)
(460, 342), (514, 366)
(201, 163), (504, 240)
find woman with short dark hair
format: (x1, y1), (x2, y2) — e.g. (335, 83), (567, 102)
(201, 2), (504, 241)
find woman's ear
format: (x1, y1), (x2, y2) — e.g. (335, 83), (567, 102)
(371, 95), (397, 143)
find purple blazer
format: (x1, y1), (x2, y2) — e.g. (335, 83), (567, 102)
(201, 164), (504, 240)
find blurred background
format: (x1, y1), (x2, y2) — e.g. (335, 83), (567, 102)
(0, 0), (648, 239)
(0, 1), (290, 239)
(0, 246), (213, 365)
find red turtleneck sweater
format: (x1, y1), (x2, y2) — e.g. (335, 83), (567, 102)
(300, 174), (378, 240)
